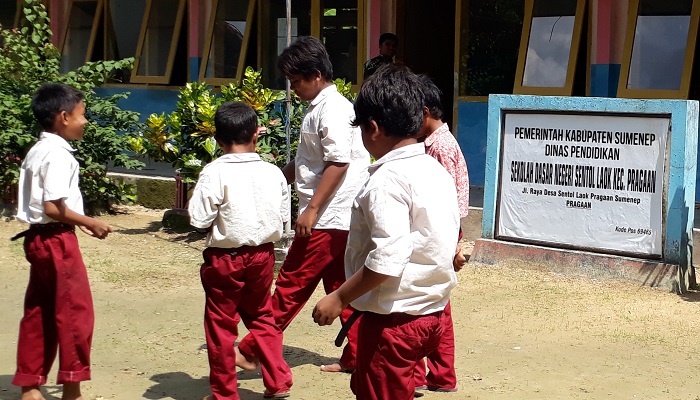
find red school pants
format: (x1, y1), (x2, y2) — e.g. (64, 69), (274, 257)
(413, 301), (457, 390)
(351, 311), (447, 400)
(13, 227), (94, 387)
(237, 229), (359, 370)
(201, 244), (293, 399)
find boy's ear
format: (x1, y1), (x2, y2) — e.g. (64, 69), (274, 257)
(368, 119), (382, 141)
(58, 110), (69, 126)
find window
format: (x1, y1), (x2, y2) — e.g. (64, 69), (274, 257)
(617, 0), (700, 99)
(200, 0), (257, 85)
(131, 0), (187, 84)
(457, 0), (525, 98)
(317, 0), (365, 85)
(103, 0), (147, 82)
(59, 0), (103, 73)
(513, 0), (586, 95)
(0, 0), (20, 29)
(261, 0), (311, 89)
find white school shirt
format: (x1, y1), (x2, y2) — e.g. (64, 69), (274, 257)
(346, 143), (460, 315)
(16, 132), (84, 224)
(295, 85), (370, 230)
(188, 153), (290, 249)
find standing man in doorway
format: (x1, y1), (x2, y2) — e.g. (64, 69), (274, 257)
(363, 32), (398, 79)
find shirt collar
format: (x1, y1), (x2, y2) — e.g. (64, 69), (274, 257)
(368, 143), (426, 174)
(310, 84), (339, 106)
(215, 152), (262, 163)
(39, 131), (76, 152)
(423, 123), (450, 147)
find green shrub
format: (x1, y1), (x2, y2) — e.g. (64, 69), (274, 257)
(135, 67), (355, 219)
(0, 0), (143, 214)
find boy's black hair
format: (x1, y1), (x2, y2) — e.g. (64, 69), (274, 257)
(214, 101), (258, 145)
(353, 64), (424, 138)
(379, 32), (398, 46)
(419, 74), (444, 120)
(277, 36), (333, 81)
(31, 82), (84, 131)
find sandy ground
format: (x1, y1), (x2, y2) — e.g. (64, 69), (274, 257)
(1, 206), (700, 400)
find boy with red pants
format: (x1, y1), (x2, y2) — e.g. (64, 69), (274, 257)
(12, 82), (113, 400)
(237, 36), (370, 374)
(413, 75), (471, 393)
(313, 64), (460, 400)
(188, 101), (294, 399)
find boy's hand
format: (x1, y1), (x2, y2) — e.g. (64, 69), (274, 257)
(453, 245), (467, 271)
(80, 219), (112, 239)
(295, 207), (318, 237)
(313, 293), (344, 326)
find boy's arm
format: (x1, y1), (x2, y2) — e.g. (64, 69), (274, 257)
(312, 265), (389, 326)
(44, 199), (112, 239)
(187, 172), (220, 230)
(281, 159), (295, 185)
(295, 161), (349, 236)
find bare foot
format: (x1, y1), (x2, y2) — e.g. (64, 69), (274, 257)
(20, 386), (45, 400)
(235, 346), (259, 371)
(320, 363), (352, 373)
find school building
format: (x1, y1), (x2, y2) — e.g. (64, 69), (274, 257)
(3, 0), (700, 196)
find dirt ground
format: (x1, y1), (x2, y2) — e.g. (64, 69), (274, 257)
(1, 206), (700, 400)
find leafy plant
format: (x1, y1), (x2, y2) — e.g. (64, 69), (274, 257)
(0, 0), (143, 213)
(135, 67), (355, 221)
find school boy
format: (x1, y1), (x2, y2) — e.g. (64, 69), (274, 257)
(188, 101), (293, 400)
(413, 74), (471, 394)
(236, 36), (370, 374)
(363, 32), (398, 79)
(12, 82), (113, 400)
(312, 64), (460, 400)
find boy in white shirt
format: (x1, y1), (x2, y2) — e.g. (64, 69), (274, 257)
(313, 65), (460, 399)
(13, 82), (112, 400)
(236, 36), (370, 374)
(188, 101), (293, 399)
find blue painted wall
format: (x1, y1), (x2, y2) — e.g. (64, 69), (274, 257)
(456, 101), (489, 187)
(94, 87), (180, 123)
(590, 64), (621, 97)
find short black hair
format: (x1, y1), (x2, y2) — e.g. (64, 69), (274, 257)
(214, 101), (258, 145)
(419, 74), (444, 120)
(379, 32), (398, 46)
(277, 36), (333, 81)
(353, 64), (424, 138)
(31, 82), (84, 130)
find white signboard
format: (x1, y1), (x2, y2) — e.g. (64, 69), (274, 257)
(497, 113), (669, 256)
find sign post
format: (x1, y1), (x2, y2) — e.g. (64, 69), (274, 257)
(478, 95), (698, 292)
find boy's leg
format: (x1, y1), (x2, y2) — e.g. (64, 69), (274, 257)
(320, 229), (358, 372)
(14, 233), (59, 388)
(425, 301), (457, 391)
(237, 243), (293, 395)
(53, 231), (94, 385)
(350, 312), (443, 400)
(201, 248), (247, 400)
(237, 230), (331, 359)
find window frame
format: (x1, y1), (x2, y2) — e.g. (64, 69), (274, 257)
(58, 0), (104, 69)
(312, 0), (367, 89)
(513, 0), (587, 96)
(616, 0), (700, 99)
(130, 0), (187, 84)
(199, 0), (257, 86)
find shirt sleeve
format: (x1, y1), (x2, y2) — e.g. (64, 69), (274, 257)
(280, 173), (291, 224)
(187, 169), (221, 229)
(41, 151), (75, 202)
(318, 103), (353, 164)
(363, 179), (413, 277)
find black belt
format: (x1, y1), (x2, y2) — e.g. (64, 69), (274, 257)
(334, 309), (364, 347)
(10, 222), (75, 241)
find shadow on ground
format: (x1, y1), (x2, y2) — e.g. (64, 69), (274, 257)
(143, 344), (338, 399)
(0, 376), (60, 400)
